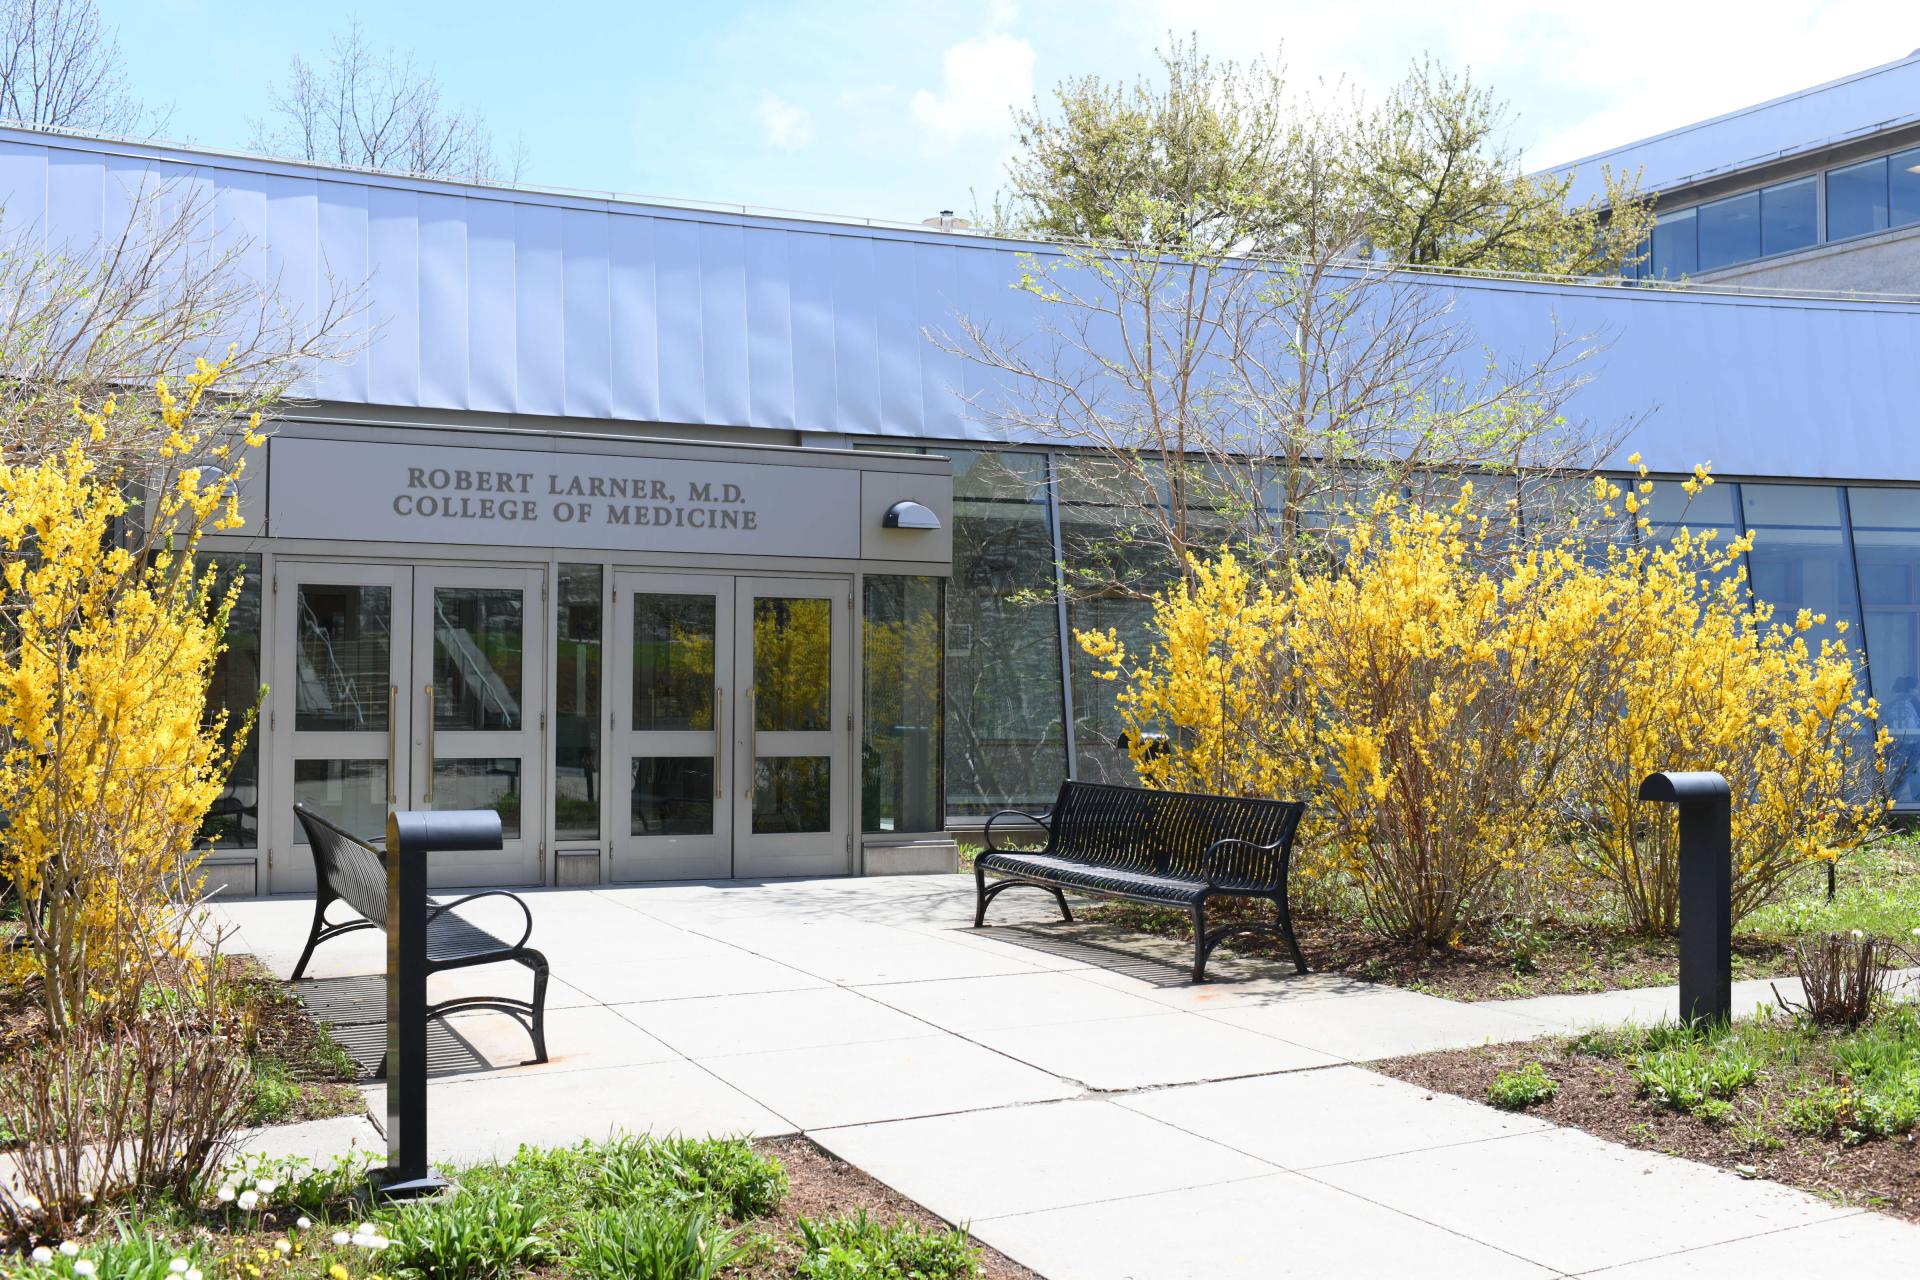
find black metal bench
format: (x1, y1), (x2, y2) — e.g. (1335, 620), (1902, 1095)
(974, 780), (1308, 982)
(290, 804), (549, 1065)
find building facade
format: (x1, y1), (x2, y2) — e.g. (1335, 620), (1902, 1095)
(6, 55), (1920, 895)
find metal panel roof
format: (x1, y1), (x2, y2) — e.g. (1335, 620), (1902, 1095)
(1, 126), (1916, 482)
(1552, 50), (1920, 205)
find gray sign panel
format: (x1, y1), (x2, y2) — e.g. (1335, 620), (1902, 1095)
(268, 437), (862, 558)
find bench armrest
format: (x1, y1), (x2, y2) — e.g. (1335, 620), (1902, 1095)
(426, 890), (535, 951)
(983, 808), (1052, 853)
(1203, 837), (1290, 891)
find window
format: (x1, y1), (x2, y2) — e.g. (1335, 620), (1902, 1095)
(1891, 147), (1920, 229)
(1848, 487), (1920, 803)
(1760, 177), (1817, 257)
(201, 553), (262, 849)
(554, 563), (602, 841)
(1649, 209), (1698, 278)
(1826, 157), (1889, 240)
(862, 576), (944, 833)
(945, 450), (1068, 815)
(1697, 192), (1759, 270)
(1742, 484), (1862, 655)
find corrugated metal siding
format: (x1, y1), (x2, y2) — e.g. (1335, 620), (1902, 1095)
(0, 128), (1917, 480)
(1554, 53), (1920, 204)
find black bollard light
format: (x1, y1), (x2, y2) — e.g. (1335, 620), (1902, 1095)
(374, 808), (504, 1199)
(1637, 771), (1732, 1027)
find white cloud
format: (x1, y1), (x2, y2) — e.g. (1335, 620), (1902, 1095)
(755, 93), (815, 150)
(911, 33), (1036, 141)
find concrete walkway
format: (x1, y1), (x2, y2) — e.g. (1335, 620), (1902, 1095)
(215, 875), (1920, 1279)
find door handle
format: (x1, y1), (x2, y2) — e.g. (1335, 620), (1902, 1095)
(714, 685), (725, 798)
(423, 682), (435, 804)
(386, 684), (398, 805)
(745, 686), (756, 801)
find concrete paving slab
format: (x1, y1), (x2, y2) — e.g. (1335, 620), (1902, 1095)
(1073, 965), (1384, 1012)
(814, 1097), (1275, 1221)
(1574, 1211), (1920, 1276)
(230, 1114), (384, 1167)
(1119, 1065), (1552, 1169)
(363, 1059), (793, 1164)
(698, 1034), (1080, 1129)
(613, 986), (933, 1058)
(1210, 986), (1563, 1060)
(857, 971), (1171, 1032)
(436, 1004), (681, 1077)
(703, 919), (1049, 985)
(972, 1012), (1341, 1090)
(558, 946), (830, 1005)
(1311, 1127), (1849, 1275)
(976, 1171), (1558, 1280)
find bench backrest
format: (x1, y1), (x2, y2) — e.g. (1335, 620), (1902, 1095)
(1047, 780), (1305, 881)
(293, 804), (389, 925)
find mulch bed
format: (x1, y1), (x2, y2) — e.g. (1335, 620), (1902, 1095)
(1078, 900), (1794, 1000)
(741, 1136), (1038, 1278)
(1374, 1041), (1920, 1221)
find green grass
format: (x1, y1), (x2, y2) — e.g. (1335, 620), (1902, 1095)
(794, 1211), (981, 1280)
(1487, 1061), (1559, 1110)
(1569, 1003), (1920, 1145)
(1744, 835), (1920, 942)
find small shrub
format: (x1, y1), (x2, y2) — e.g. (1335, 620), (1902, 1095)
(1632, 1039), (1760, 1113)
(570, 1205), (741, 1280)
(795, 1210), (981, 1280)
(1775, 932), (1894, 1029)
(1486, 1062), (1558, 1110)
(382, 1183), (555, 1280)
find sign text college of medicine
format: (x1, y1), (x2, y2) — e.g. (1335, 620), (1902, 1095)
(268, 437), (862, 558)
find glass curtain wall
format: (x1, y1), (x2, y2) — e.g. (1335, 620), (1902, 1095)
(1740, 484), (1863, 654)
(944, 449), (1069, 815)
(554, 564), (603, 842)
(1847, 487), (1920, 802)
(863, 576), (945, 833)
(200, 553), (262, 848)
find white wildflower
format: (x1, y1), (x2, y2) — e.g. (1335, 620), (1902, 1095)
(356, 1223), (376, 1236)
(186, 1271), (203, 1280)
(29, 1246), (52, 1264)
(331, 1232), (350, 1246)
(74, 1262), (96, 1278)
(58, 1243), (79, 1257)
(255, 1179), (277, 1195)
(237, 1190), (259, 1211)
(274, 1240), (292, 1255)
(216, 1185), (236, 1204)
(296, 1216), (312, 1230)
(169, 1261), (190, 1274)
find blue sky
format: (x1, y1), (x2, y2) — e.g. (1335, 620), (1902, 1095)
(108, 1), (1920, 225)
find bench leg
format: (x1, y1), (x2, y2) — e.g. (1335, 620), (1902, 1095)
(1191, 901), (1210, 984)
(526, 958), (550, 1065)
(1274, 895), (1309, 976)
(974, 873), (1074, 927)
(290, 893), (329, 983)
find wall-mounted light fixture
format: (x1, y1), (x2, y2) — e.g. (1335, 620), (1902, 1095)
(883, 500), (941, 530)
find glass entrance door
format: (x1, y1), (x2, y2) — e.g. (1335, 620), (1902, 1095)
(732, 577), (850, 879)
(269, 562), (544, 893)
(414, 566), (545, 887)
(271, 563), (411, 894)
(609, 573), (734, 880)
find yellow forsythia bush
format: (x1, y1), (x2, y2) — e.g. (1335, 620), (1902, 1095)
(1567, 469), (1885, 932)
(1080, 479), (1885, 945)
(0, 362), (259, 1028)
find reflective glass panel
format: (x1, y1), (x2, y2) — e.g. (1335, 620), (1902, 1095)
(295, 584), (391, 732)
(1742, 484), (1862, 654)
(753, 598), (831, 732)
(432, 587), (524, 731)
(632, 594), (716, 731)
(201, 554), (261, 848)
(1846, 487), (1920, 803)
(946, 449), (1067, 816)
(292, 759), (388, 843)
(555, 564), (602, 840)
(1649, 209), (1697, 278)
(630, 757), (715, 835)
(1892, 148), (1920, 228)
(753, 756), (832, 833)
(431, 758), (522, 838)
(1697, 192), (1759, 270)
(863, 576), (944, 833)
(1826, 157), (1889, 240)
(1761, 177), (1817, 256)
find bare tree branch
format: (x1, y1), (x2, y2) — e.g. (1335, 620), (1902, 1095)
(0, 0), (159, 135)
